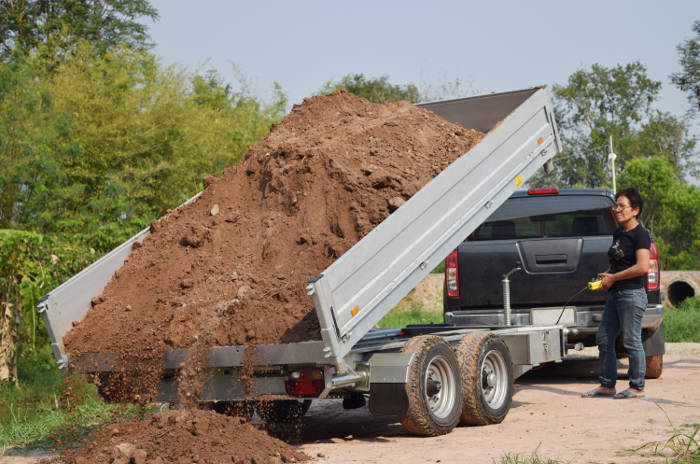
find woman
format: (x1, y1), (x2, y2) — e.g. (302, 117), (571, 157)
(583, 187), (650, 399)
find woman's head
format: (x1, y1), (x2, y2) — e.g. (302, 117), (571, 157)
(615, 187), (644, 220)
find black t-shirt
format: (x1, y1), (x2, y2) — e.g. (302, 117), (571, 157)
(608, 224), (651, 290)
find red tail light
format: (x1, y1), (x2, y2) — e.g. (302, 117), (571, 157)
(285, 369), (325, 397)
(445, 250), (459, 298)
(646, 242), (660, 291)
(528, 187), (559, 195)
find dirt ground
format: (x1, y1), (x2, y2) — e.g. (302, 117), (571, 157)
(297, 343), (700, 464)
(4, 343), (698, 464)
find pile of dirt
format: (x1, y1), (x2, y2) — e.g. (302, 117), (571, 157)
(47, 409), (310, 464)
(64, 90), (484, 358)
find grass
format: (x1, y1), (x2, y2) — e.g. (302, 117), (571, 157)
(376, 306), (443, 328)
(376, 289), (443, 329)
(495, 444), (565, 464)
(0, 346), (139, 451)
(664, 297), (700, 343)
(496, 454), (564, 464)
(625, 405), (700, 463)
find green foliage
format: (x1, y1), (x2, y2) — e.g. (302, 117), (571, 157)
(671, 21), (700, 113)
(0, 55), (56, 229)
(320, 73), (420, 104)
(0, 369), (138, 449)
(0, 0), (159, 60)
(0, 229), (93, 362)
(431, 261), (445, 274)
(376, 307), (443, 329)
(664, 297), (700, 343)
(618, 157), (700, 269)
(533, 62), (697, 188)
(0, 41), (286, 252)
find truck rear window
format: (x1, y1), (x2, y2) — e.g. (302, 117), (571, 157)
(468, 208), (616, 241)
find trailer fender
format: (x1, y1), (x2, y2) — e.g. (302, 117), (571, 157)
(369, 383), (409, 417)
(368, 352), (414, 383)
(367, 352), (414, 417)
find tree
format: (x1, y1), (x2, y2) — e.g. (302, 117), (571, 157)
(532, 62), (697, 187)
(0, 55), (56, 229)
(320, 73), (420, 104)
(0, 0), (159, 60)
(671, 20), (700, 113)
(618, 157), (700, 269)
(1, 41), (287, 251)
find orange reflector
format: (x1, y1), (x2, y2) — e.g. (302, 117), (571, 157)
(351, 306), (359, 316)
(537, 137), (543, 145)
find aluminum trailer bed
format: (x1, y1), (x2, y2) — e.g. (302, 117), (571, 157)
(39, 87), (566, 435)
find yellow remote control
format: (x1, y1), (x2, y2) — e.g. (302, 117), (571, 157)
(588, 280), (602, 290)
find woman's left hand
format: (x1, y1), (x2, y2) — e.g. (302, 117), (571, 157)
(598, 272), (616, 290)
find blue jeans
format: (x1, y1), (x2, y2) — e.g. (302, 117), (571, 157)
(596, 288), (647, 390)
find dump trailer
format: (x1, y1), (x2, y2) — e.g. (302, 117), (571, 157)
(39, 87), (567, 436)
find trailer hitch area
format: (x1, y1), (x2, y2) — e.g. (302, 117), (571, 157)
(331, 363), (369, 391)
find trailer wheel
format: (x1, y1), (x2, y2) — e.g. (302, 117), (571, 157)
(258, 399), (312, 423)
(400, 335), (462, 436)
(456, 332), (513, 426)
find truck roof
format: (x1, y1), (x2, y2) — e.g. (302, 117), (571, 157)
(510, 188), (614, 199)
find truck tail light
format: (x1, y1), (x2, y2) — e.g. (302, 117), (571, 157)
(528, 187), (559, 195)
(646, 242), (660, 291)
(445, 250), (459, 298)
(285, 369), (325, 397)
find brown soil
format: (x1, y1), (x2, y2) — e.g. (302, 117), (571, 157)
(45, 409), (309, 464)
(63, 91), (483, 358)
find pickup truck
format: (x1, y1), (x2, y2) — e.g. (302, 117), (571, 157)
(443, 188), (665, 378)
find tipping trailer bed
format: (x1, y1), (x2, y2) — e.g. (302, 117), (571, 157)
(39, 87), (566, 435)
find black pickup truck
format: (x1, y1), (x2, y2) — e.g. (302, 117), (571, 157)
(443, 188), (665, 378)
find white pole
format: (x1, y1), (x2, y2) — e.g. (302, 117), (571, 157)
(609, 136), (617, 194)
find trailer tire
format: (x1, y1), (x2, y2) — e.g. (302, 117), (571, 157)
(400, 335), (462, 436)
(456, 332), (513, 426)
(258, 399), (312, 423)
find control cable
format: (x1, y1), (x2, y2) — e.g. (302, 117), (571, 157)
(555, 285), (591, 325)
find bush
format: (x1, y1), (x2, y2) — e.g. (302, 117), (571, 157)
(664, 297), (700, 343)
(0, 229), (94, 384)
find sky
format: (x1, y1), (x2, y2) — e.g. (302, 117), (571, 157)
(147, 1), (699, 121)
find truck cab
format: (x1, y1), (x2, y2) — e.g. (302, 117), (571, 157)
(443, 188), (664, 375)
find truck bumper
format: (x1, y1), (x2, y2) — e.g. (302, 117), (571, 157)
(445, 303), (663, 342)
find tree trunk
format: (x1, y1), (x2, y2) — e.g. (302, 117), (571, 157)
(0, 302), (19, 385)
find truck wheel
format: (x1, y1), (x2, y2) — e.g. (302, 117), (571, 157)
(645, 355), (663, 379)
(400, 335), (462, 436)
(456, 331), (513, 425)
(212, 400), (255, 421)
(258, 399), (312, 423)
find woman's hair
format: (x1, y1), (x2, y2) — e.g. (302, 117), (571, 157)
(616, 187), (644, 217)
